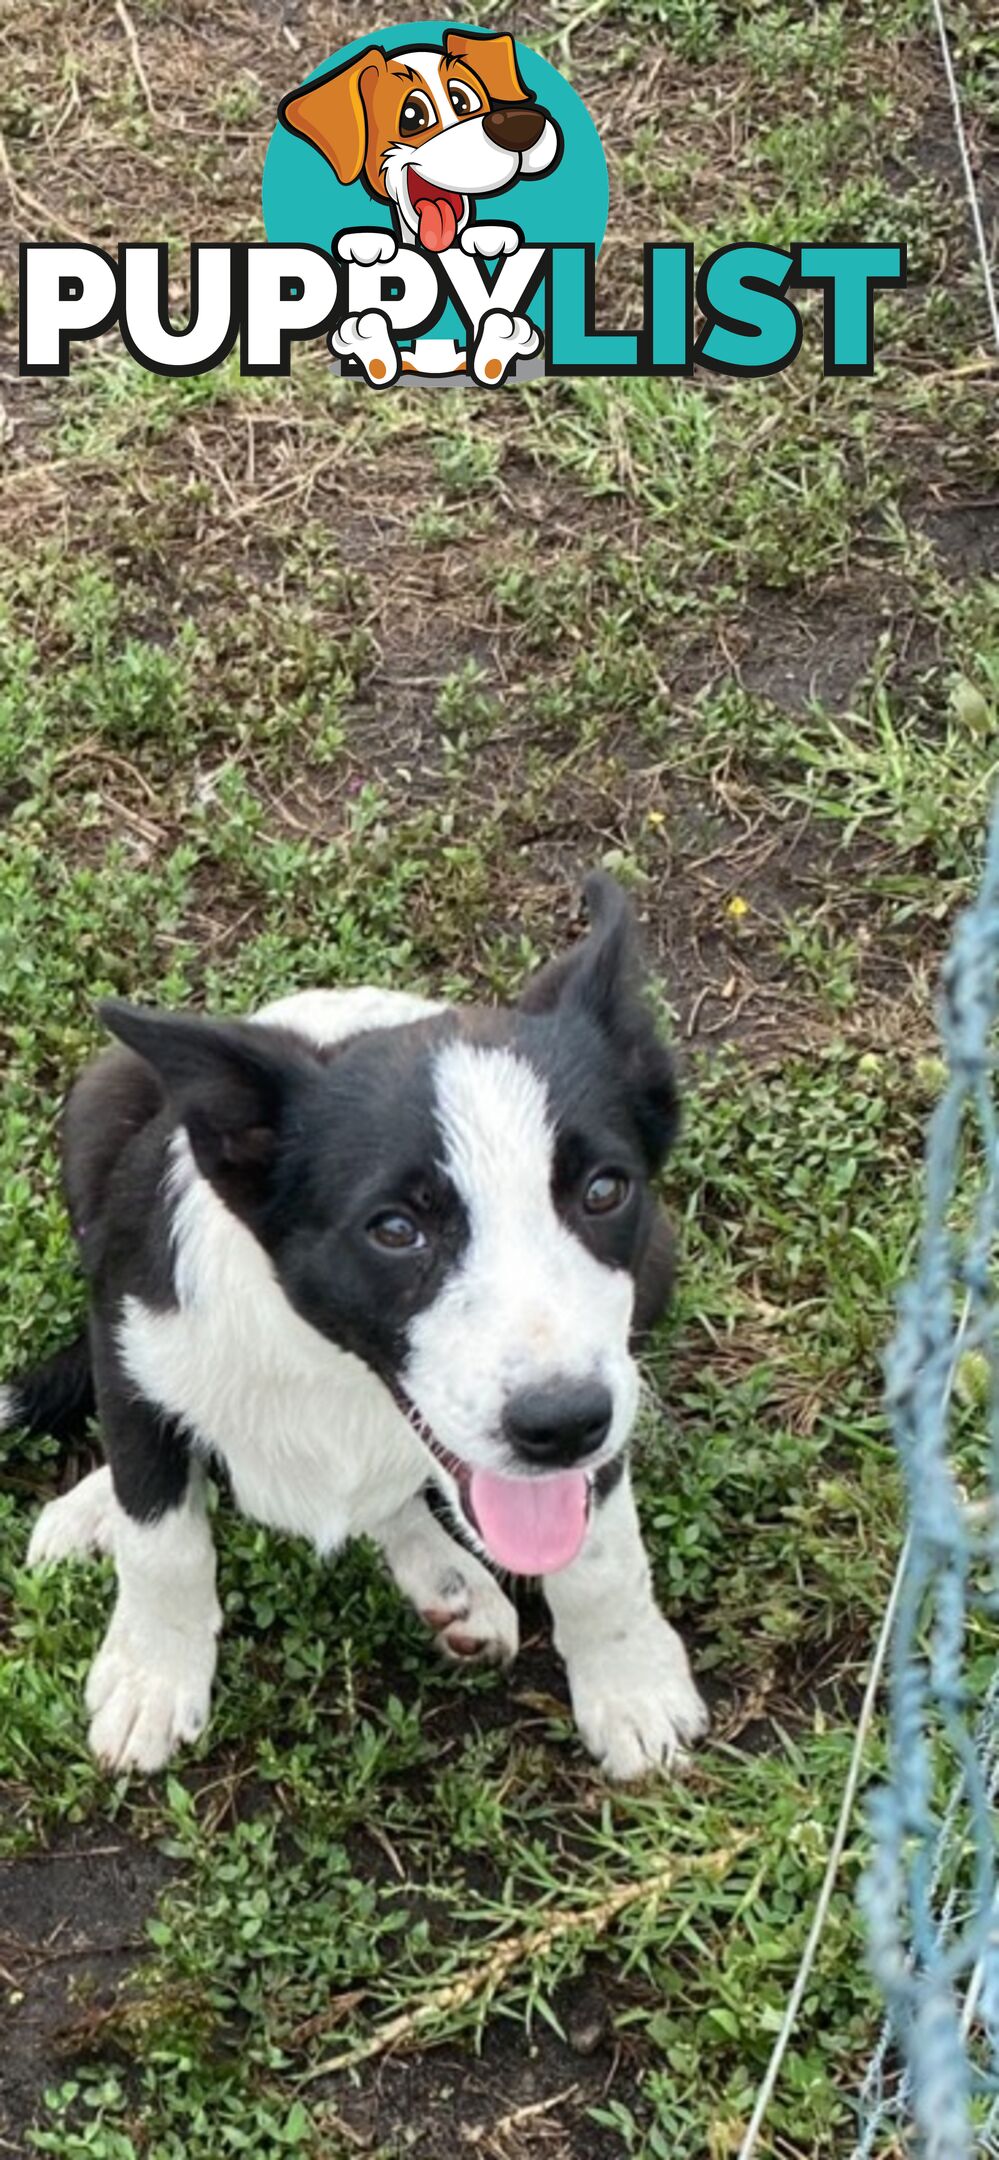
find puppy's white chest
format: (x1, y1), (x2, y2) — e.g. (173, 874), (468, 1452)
(210, 1366), (424, 1551)
(118, 1296), (426, 1550)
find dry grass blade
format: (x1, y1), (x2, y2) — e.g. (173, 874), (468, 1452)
(298, 1843), (745, 2084)
(113, 0), (159, 119)
(462, 2085), (579, 2147)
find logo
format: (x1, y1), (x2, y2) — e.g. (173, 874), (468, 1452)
(17, 19), (906, 384)
(263, 21), (605, 386)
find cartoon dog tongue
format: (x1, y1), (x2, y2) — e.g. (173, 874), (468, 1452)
(468, 1468), (590, 1575)
(419, 196), (457, 250)
(409, 176), (462, 253)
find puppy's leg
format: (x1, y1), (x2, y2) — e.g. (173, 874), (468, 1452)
(87, 1471), (221, 1774)
(85, 1355), (221, 1774)
(544, 1467), (707, 1781)
(28, 1464), (116, 1566)
(376, 1491), (519, 1667)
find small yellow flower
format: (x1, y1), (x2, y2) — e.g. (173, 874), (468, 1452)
(726, 894), (749, 921)
(646, 808), (665, 827)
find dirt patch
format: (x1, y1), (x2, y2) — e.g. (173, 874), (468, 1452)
(0, 1831), (173, 2151)
(331, 2009), (644, 2159)
(734, 587), (888, 714)
(918, 502), (999, 581)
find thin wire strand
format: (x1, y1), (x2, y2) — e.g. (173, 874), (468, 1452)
(737, 1290), (973, 2160)
(929, 0), (999, 353)
(735, 1536), (911, 2160)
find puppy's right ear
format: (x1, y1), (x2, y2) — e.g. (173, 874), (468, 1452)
(97, 1001), (313, 1216)
(518, 873), (642, 1032)
(279, 48), (387, 185)
(519, 876), (680, 1171)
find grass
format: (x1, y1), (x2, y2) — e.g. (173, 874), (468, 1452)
(1, 0), (998, 2154)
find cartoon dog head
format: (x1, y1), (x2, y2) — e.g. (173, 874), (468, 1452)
(279, 30), (562, 251)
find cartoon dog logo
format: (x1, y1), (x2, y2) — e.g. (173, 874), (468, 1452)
(279, 29), (562, 384)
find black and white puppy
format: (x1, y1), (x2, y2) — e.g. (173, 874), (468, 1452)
(4, 875), (707, 1780)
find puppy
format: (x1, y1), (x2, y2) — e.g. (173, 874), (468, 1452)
(5, 876), (707, 1780)
(280, 29), (561, 385)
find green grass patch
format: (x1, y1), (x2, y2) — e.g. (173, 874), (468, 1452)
(2, 0), (998, 2153)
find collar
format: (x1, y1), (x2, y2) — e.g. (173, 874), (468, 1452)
(382, 1372), (469, 1488)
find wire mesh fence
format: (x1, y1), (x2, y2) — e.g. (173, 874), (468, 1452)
(856, 813), (999, 2159)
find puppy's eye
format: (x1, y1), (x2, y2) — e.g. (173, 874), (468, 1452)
(448, 83), (481, 116)
(368, 1211), (426, 1252)
(399, 93), (434, 134)
(583, 1171), (631, 1216)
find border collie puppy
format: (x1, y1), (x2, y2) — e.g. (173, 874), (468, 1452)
(3, 875), (707, 1780)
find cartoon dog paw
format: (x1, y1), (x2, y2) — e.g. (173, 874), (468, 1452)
(329, 309), (400, 386)
(471, 308), (541, 386)
(460, 224), (521, 259)
(336, 231), (398, 267)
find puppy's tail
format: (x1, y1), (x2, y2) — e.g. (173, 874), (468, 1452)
(0, 1334), (95, 1451)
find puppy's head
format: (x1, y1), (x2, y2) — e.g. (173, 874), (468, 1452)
(279, 32), (561, 251)
(101, 877), (678, 1576)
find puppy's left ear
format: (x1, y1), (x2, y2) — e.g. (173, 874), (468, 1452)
(444, 29), (530, 104)
(520, 874), (680, 1169)
(97, 1001), (316, 1221)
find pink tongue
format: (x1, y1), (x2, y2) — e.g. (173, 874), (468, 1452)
(416, 195), (458, 252)
(469, 1468), (590, 1576)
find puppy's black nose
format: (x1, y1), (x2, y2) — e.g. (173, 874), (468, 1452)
(482, 103), (548, 152)
(503, 1381), (612, 1468)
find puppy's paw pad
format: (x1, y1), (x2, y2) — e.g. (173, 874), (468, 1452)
(432, 1577), (519, 1668)
(440, 1627), (490, 1660)
(422, 1601), (468, 1631)
(420, 1566), (474, 1632)
(27, 1468), (115, 1567)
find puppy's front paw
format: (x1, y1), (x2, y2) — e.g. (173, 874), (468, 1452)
(86, 1620), (217, 1774)
(28, 1466), (116, 1566)
(423, 1566), (519, 1668)
(567, 1617), (708, 1781)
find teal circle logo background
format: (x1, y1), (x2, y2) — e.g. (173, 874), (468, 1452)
(262, 20), (609, 345)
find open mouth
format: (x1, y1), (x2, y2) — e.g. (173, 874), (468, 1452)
(386, 1377), (593, 1576)
(407, 169), (465, 253)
